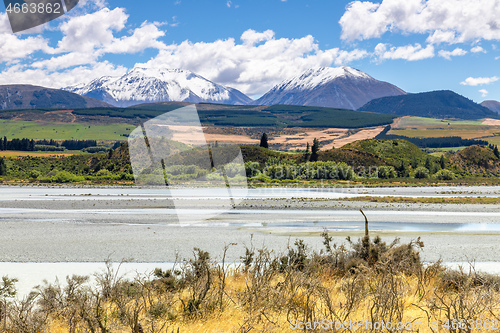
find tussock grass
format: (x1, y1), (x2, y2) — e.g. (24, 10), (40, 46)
(1, 235), (500, 332)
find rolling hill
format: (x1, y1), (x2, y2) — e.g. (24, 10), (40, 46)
(0, 85), (111, 110)
(481, 100), (500, 114)
(358, 90), (499, 120)
(70, 103), (397, 128)
(342, 139), (435, 167)
(449, 145), (500, 175)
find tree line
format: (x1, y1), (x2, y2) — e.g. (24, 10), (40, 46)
(375, 125), (489, 148)
(0, 137), (98, 151)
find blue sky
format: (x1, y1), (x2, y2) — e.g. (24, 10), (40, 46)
(1, 0), (500, 102)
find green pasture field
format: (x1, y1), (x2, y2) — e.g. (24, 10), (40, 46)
(394, 116), (485, 127)
(0, 120), (133, 140)
(425, 146), (467, 157)
(391, 117), (499, 143)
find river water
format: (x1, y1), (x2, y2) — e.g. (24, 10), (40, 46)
(0, 185), (499, 296)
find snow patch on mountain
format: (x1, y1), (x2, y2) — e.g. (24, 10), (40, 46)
(256, 66), (405, 110)
(65, 67), (252, 107)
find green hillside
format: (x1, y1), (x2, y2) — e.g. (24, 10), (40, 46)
(318, 148), (387, 167)
(71, 103), (396, 128)
(0, 120), (131, 140)
(343, 139), (436, 167)
(449, 145), (500, 175)
(359, 90), (499, 120)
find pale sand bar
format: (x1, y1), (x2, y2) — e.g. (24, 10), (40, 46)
(0, 185), (499, 263)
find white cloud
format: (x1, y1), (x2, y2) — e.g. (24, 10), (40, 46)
(0, 13), (53, 62)
(31, 52), (98, 71)
(0, 12), (11, 34)
(0, 61), (127, 88)
(241, 29), (275, 45)
(0, 4), (170, 88)
(438, 48), (467, 60)
(426, 30), (459, 44)
(138, 30), (368, 96)
(104, 22), (166, 54)
(19, 8), (164, 68)
(340, 0), (500, 44)
(374, 43), (435, 62)
(0, 33), (52, 63)
(460, 76), (499, 86)
(479, 89), (489, 97)
(471, 46), (486, 53)
(56, 8), (129, 53)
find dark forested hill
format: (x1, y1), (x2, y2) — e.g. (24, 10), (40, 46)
(358, 90), (498, 120)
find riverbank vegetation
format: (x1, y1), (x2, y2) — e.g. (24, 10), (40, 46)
(1, 232), (500, 332)
(1, 138), (500, 186)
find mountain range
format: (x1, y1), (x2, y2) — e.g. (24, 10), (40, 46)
(1, 66), (499, 122)
(65, 67), (252, 107)
(256, 66), (406, 110)
(63, 66), (406, 110)
(0, 85), (111, 110)
(359, 90), (498, 120)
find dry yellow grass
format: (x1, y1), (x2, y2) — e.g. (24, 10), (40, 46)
(0, 151), (78, 157)
(38, 269), (500, 333)
(4, 239), (497, 333)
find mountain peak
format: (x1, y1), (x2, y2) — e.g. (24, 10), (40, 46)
(257, 66), (405, 110)
(284, 66), (372, 91)
(65, 68), (253, 107)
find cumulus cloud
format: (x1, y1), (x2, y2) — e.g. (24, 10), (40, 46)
(138, 30), (368, 96)
(31, 52), (98, 71)
(0, 4), (169, 88)
(52, 8), (167, 60)
(105, 21), (166, 54)
(0, 12), (11, 34)
(438, 48), (467, 60)
(241, 29), (275, 45)
(0, 33), (52, 63)
(479, 89), (489, 97)
(0, 61), (127, 88)
(340, 0), (500, 44)
(374, 43), (435, 62)
(56, 8), (129, 53)
(0, 13), (53, 62)
(471, 46), (486, 53)
(460, 76), (499, 86)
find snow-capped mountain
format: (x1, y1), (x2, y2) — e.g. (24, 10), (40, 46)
(256, 66), (406, 110)
(65, 67), (253, 107)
